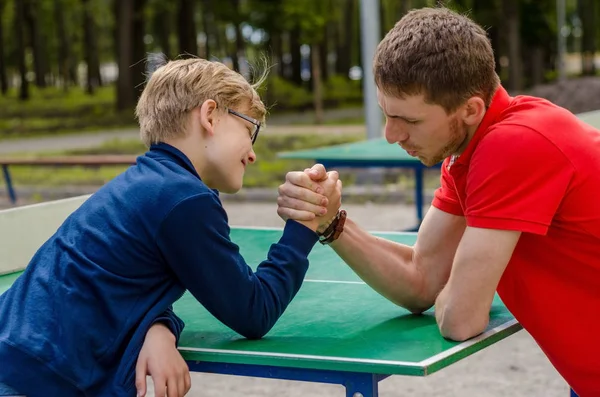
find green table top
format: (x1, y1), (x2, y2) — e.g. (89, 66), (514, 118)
(0, 227), (521, 377)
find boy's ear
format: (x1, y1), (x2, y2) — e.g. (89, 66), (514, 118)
(199, 99), (219, 136)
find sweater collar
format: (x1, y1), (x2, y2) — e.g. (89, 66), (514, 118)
(148, 142), (201, 180)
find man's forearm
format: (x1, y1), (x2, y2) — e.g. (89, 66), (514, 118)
(329, 218), (433, 313)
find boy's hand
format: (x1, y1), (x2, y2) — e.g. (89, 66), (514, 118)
(277, 164), (330, 223)
(277, 164), (342, 232)
(135, 323), (191, 397)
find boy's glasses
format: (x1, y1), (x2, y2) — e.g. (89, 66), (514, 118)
(227, 109), (261, 145)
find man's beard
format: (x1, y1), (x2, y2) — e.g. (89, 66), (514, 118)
(420, 116), (468, 167)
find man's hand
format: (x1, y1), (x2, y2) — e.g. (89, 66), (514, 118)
(277, 164), (342, 232)
(135, 323), (191, 397)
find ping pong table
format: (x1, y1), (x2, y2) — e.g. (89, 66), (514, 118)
(0, 197), (522, 396)
(278, 138), (438, 231)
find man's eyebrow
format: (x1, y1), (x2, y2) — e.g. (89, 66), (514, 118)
(378, 103), (420, 121)
(384, 112), (419, 121)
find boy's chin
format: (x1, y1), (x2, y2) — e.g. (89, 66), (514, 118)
(219, 183), (243, 195)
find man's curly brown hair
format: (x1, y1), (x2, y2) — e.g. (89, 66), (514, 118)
(374, 7), (500, 113)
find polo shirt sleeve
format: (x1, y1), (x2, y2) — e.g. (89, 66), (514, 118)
(432, 158), (464, 216)
(465, 125), (574, 235)
(155, 192), (318, 339)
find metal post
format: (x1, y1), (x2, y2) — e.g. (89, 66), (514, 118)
(557, 0), (567, 81)
(414, 167), (424, 226)
(2, 165), (17, 205)
(359, 0), (382, 139)
(344, 372), (381, 397)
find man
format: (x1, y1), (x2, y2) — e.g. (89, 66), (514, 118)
(276, 7), (600, 397)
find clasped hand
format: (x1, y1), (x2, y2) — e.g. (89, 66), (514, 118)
(277, 164), (342, 233)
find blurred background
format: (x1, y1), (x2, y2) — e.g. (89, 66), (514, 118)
(0, 0), (599, 206)
(1, 2), (597, 394)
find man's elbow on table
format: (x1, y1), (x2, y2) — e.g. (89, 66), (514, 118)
(436, 309), (489, 342)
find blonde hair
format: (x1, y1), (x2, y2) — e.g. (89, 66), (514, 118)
(373, 7), (500, 112)
(135, 57), (267, 147)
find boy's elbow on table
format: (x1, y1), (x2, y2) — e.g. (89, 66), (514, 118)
(229, 316), (275, 340)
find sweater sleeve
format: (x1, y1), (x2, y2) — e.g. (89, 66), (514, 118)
(155, 193), (318, 339)
(152, 306), (185, 345)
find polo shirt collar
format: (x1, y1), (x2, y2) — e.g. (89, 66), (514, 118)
(451, 85), (511, 169)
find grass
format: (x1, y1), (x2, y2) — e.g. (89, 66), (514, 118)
(0, 86), (137, 140)
(6, 133), (367, 188)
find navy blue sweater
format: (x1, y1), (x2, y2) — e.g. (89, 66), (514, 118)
(0, 143), (318, 396)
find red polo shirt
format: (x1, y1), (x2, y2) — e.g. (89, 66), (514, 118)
(432, 86), (600, 396)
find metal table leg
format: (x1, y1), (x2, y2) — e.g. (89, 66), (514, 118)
(2, 165), (16, 204)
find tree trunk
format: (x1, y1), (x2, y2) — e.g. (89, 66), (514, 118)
(132, 0), (147, 98)
(25, 0), (47, 88)
(503, 0), (521, 91)
(400, 0), (412, 16)
(15, 0), (29, 100)
(0, 0), (8, 95)
(579, 0), (596, 75)
(335, 0), (353, 77)
(178, 0), (197, 56)
(153, 2), (172, 59)
(82, 0), (101, 94)
(290, 26), (303, 85)
(530, 46), (544, 86)
(200, 0), (211, 58)
(311, 43), (324, 124)
(53, 0), (70, 91)
(116, 0), (135, 110)
(320, 23), (329, 82)
(272, 32), (284, 78)
(230, 0), (243, 73)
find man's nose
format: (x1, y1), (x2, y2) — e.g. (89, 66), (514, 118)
(384, 120), (409, 144)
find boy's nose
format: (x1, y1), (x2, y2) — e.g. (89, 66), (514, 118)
(247, 149), (257, 164)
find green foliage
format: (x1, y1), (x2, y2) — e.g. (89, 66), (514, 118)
(262, 75), (313, 110)
(282, 0), (333, 43)
(261, 74), (362, 111)
(0, 85), (135, 139)
(324, 75), (362, 104)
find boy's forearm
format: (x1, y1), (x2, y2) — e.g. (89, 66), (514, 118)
(329, 218), (434, 313)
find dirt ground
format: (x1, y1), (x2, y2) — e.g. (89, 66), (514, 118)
(138, 201), (570, 397)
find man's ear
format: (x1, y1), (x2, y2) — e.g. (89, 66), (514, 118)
(460, 96), (486, 127)
(199, 99), (219, 137)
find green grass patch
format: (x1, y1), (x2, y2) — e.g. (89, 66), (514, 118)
(7, 133), (366, 188)
(0, 85), (137, 140)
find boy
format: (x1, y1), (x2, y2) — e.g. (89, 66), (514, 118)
(0, 58), (341, 396)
